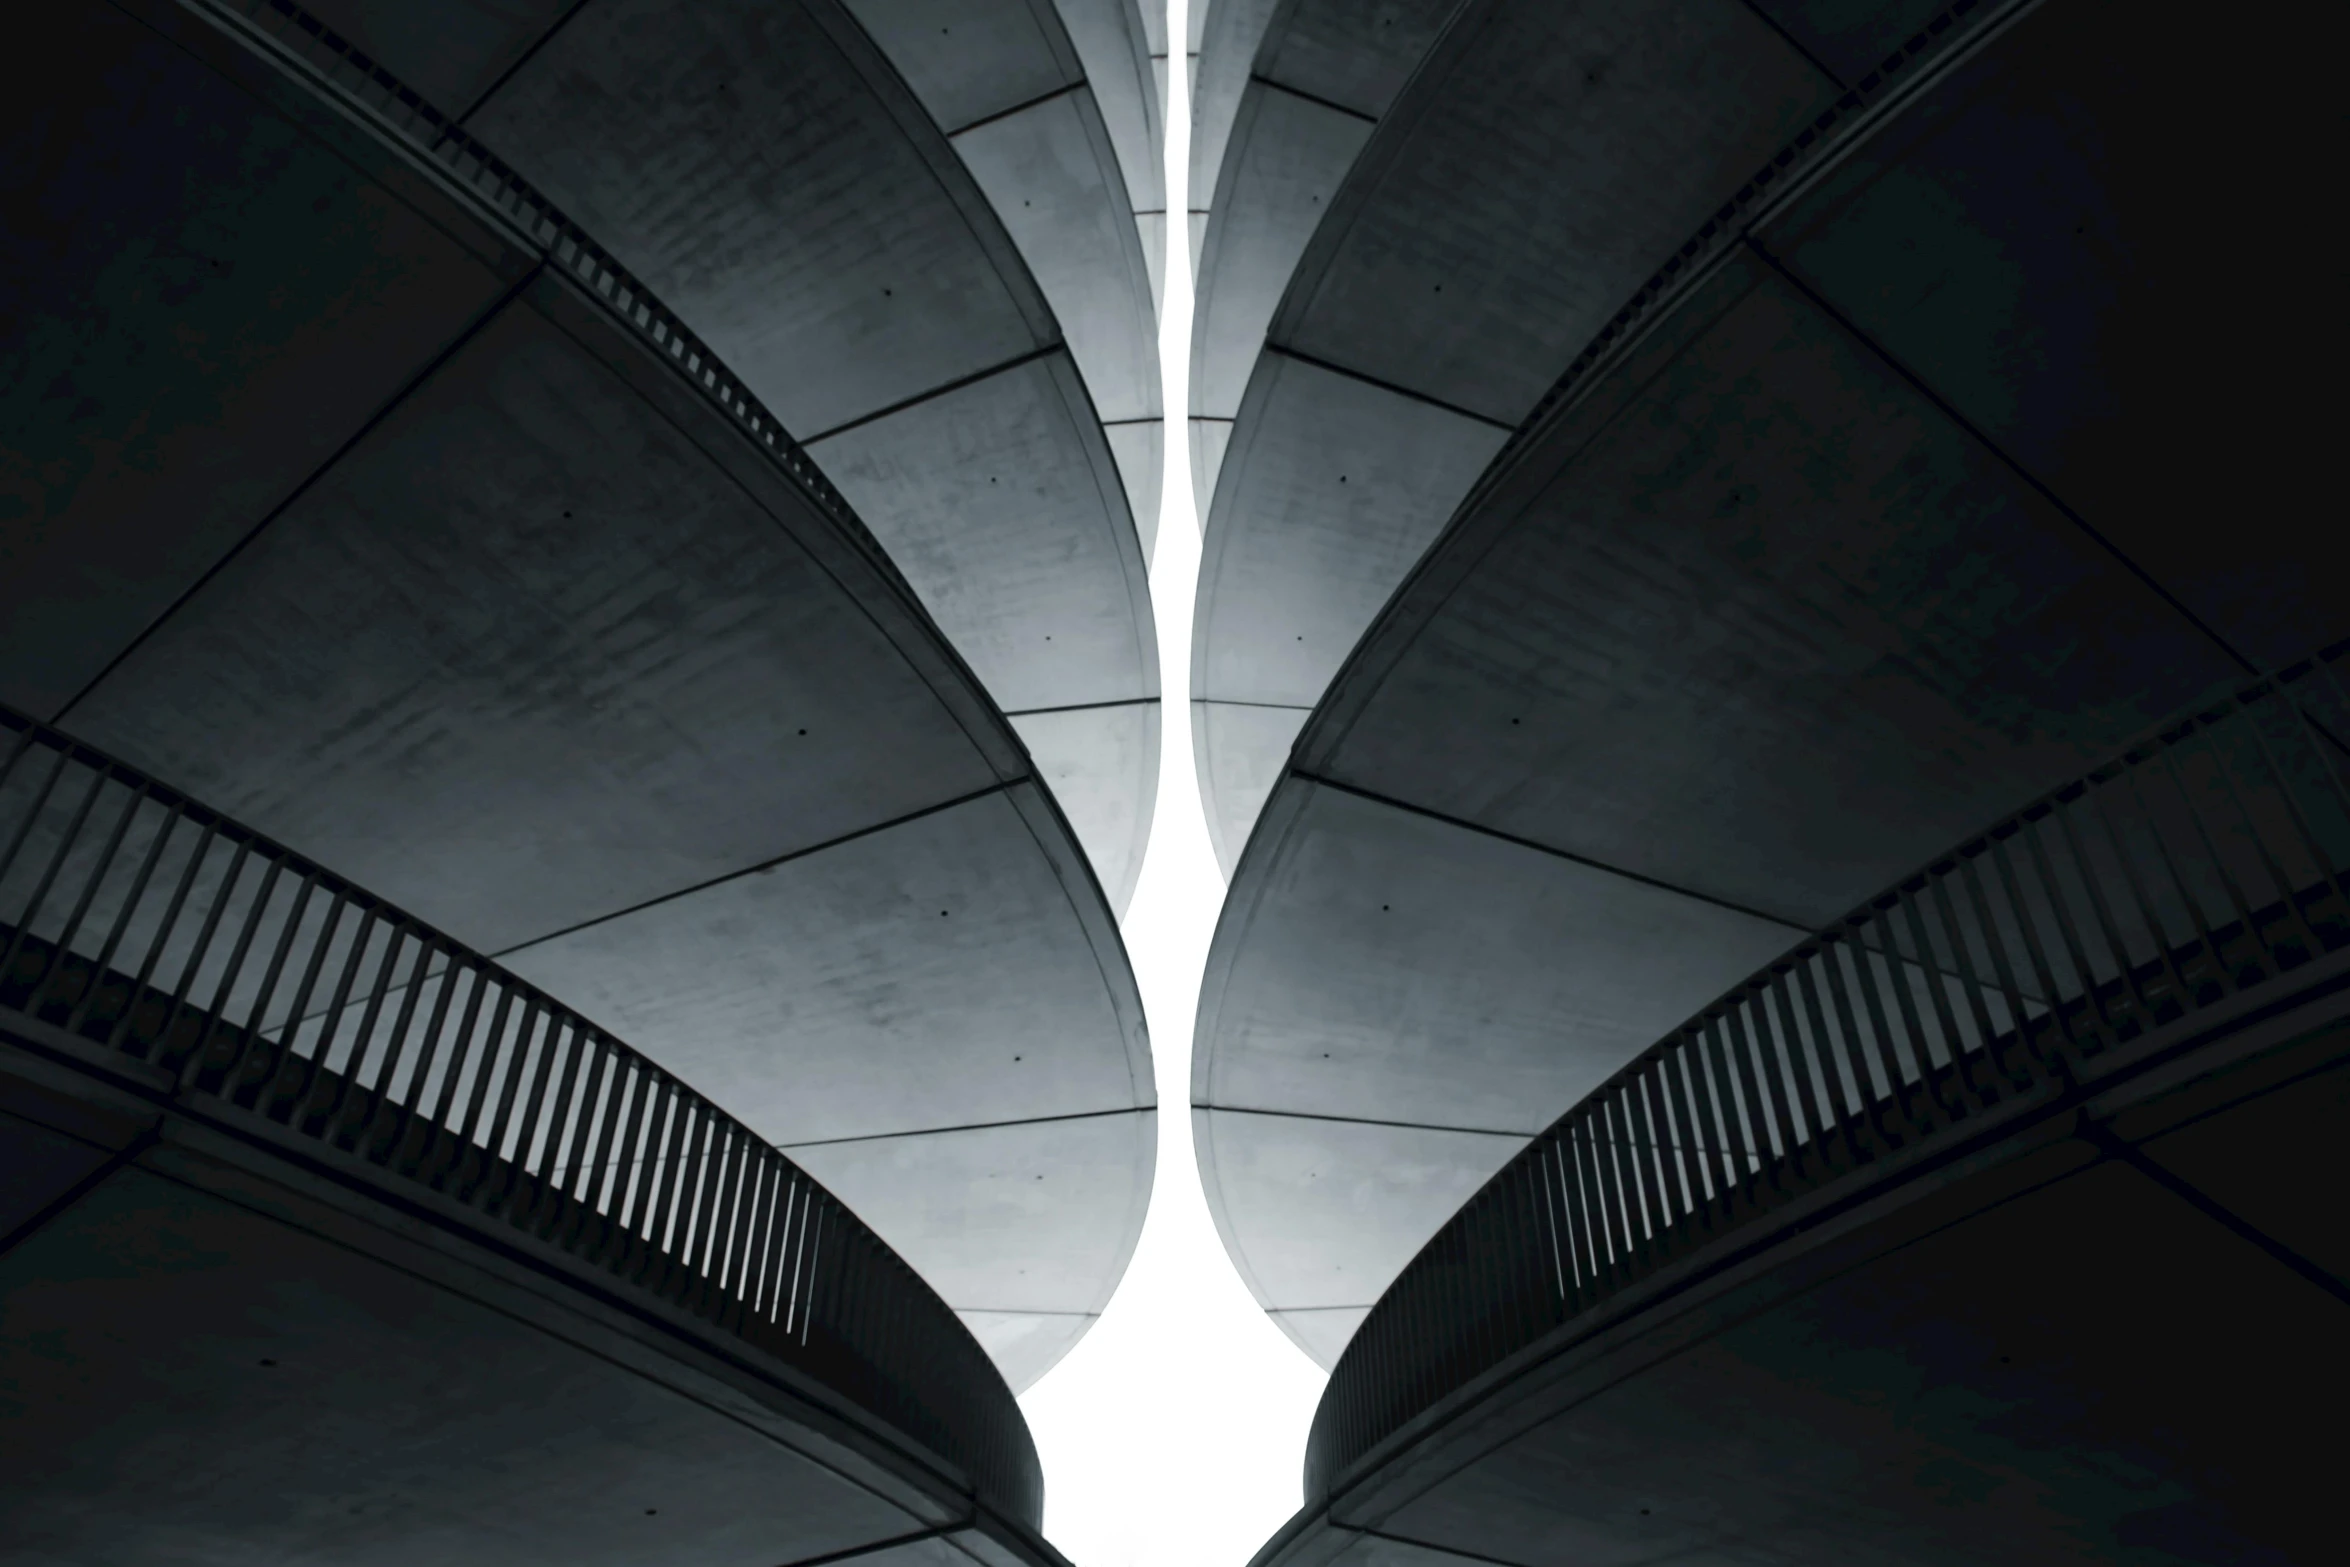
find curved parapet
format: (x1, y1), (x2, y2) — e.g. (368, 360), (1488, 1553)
(1256, 654), (2350, 1560)
(280, 0), (1161, 914)
(1193, 0), (2338, 1368)
(0, 710), (1068, 1557)
(2, 0), (1151, 1389)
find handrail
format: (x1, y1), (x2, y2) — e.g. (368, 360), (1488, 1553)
(1305, 642), (2350, 1496)
(0, 704), (1043, 1524)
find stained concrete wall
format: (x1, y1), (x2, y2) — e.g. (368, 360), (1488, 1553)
(1190, 0), (2341, 1367)
(289, 0), (1162, 916)
(0, 0), (1154, 1389)
(1248, 1012), (2349, 1565)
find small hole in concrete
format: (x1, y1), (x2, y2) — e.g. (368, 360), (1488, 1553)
(259, 1359), (277, 1367)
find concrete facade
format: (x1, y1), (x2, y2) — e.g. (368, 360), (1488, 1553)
(1190, 0), (2338, 1369)
(3, 0), (1158, 1390)
(288, 0), (1165, 916)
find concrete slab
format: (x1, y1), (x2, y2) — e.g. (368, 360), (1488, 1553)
(1192, 86), (1372, 420)
(1194, 700), (1308, 877)
(1278, 0), (1835, 425)
(1193, 1106), (1523, 1322)
(1258, 0), (1461, 121)
(499, 788), (1148, 1146)
(469, 0), (1047, 435)
(1314, 269), (2244, 925)
(1379, 1159), (2337, 1564)
(0, 0), (517, 718)
(0, 1106), (116, 1240)
(1104, 420), (1165, 562)
(843, 0), (1074, 134)
(294, 0), (569, 116)
(1197, 783), (1802, 1133)
(67, 293), (1001, 955)
(1189, 0), (1281, 209)
(784, 1109), (1156, 1324)
(1270, 1305), (1370, 1368)
(1747, 0), (1951, 86)
(1010, 702), (1160, 916)
(809, 352), (1156, 713)
(959, 1310), (1098, 1394)
(1760, 0), (2345, 667)
(0, 1164), (922, 1566)
(1050, 0), (1165, 214)
(953, 90), (1161, 423)
(1195, 356), (1508, 706)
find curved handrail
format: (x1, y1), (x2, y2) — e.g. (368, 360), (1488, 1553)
(1306, 642), (2350, 1496)
(0, 704), (1044, 1523)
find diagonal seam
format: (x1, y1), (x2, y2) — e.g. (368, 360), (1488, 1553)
(799, 344), (1063, 446)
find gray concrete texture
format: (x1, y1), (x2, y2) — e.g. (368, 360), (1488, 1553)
(0, 1051), (1065, 1565)
(1261, 1022), (2348, 1565)
(1191, 0), (2341, 1366)
(1, 0), (1154, 1389)
(293, 0), (1164, 915)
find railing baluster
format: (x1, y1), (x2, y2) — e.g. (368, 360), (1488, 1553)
(68, 793), (180, 1037)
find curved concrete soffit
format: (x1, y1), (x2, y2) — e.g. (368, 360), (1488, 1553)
(280, 0), (1162, 923)
(2, 0), (1157, 1391)
(1191, 0), (2339, 1366)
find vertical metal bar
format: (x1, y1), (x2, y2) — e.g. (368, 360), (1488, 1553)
(1871, 896), (1947, 1124)
(2153, 733), (2268, 984)
(186, 853), (283, 1085)
(377, 941), (461, 1167)
(451, 984), (520, 1159)
(255, 892), (360, 1117)
(217, 872), (321, 1100)
(1682, 1022), (1738, 1202)
(2236, 689), (2347, 931)
(108, 814), (219, 1054)
(1790, 952), (1861, 1164)
(2047, 788), (2152, 1028)
(28, 777), (146, 1012)
(1891, 877), (1978, 1112)
(319, 921), (412, 1135)
(1702, 1013), (1763, 1194)
(1950, 849), (2033, 1090)
(420, 961), (494, 1174)
(2119, 755), (2227, 1007)
(0, 755), (107, 989)
(0, 744), (73, 904)
(478, 999), (550, 1179)
(2081, 767), (2196, 1018)
(1663, 1038), (1715, 1212)
(69, 797), (180, 1036)
(1761, 970), (1826, 1165)
(1924, 868), (2002, 1092)
(1730, 999), (1800, 1172)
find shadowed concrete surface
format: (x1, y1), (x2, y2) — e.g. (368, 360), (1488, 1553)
(0, 1032), (1067, 1565)
(1, 0), (1153, 1388)
(1247, 1009), (2348, 1566)
(1191, 0), (2339, 1368)
(284, 0), (1163, 915)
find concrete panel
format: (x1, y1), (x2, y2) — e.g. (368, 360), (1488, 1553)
(67, 294), (1001, 955)
(0, 0), (517, 717)
(960, 1310), (1097, 1393)
(1193, 87), (1373, 419)
(293, 1), (569, 115)
(1051, 0), (1165, 214)
(1747, 0), (1951, 85)
(469, 0), (1046, 434)
(1010, 702), (1160, 917)
(0, 1166), (919, 1566)
(1317, 268), (2244, 926)
(1137, 210), (1168, 313)
(2140, 1055), (2350, 1290)
(843, 0), (1074, 133)
(1280, 0), (1836, 425)
(1196, 784), (1802, 1132)
(1382, 1160), (2338, 1565)
(1195, 357), (1508, 706)
(809, 353), (1156, 712)
(0, 1107), (115, 1241)
(1271, 1305), (1370, 1369)
(1189, 0), (1281, 208)
(784, 1110), (1156, 1320)
(953, 91), (1160, 422)
(500, 789), (1147, 1146)
(1189, 416), (1232, 523)
(1104, 419), (1165, 562)
(1194, 1106), (1523, 1318)
(1258, 0), (1461, 121)
(1761, 1), (2343, 667)
(1194, 700), (1308, 878)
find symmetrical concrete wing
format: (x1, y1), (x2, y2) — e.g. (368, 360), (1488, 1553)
(3, 0), (1158, 1391)
(1191, 0), (2336, 1372)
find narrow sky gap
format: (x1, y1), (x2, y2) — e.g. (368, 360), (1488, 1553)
(1019, 6), (1330, 1559)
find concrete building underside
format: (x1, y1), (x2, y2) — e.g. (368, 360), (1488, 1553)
(288, 0), (1170, 918)
(0, 714), (1068, 1565)
(1187, 0), (2337, 1370)
(2, 0), (1161, 1390)
(1254, 982), (2349, 1565)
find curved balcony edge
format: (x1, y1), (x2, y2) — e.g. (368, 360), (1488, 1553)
(0, 705), (1052, 1530)
(1302, 640), (2350, 1501)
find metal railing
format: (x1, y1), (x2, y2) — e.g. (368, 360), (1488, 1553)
(0, 705), (1042, 1524)
(1306, 643), (2350, 1495)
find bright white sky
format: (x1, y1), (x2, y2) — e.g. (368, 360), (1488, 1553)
(1017, 3), (1332, 1558)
